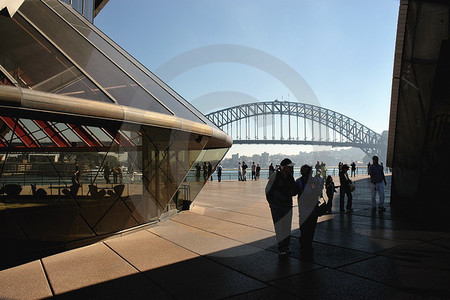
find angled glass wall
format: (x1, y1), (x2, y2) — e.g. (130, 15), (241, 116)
(0, 0), (231, 270)
(0, 114), (210, 269)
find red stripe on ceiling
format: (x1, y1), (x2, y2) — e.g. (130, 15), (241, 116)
(68, 124), (102, 147)
(0, 117), (39, 148)
(0, 136), (6, 147)
(103, 128), (135, 147)
(34, 120), (71, 147)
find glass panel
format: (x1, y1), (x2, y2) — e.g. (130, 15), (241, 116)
(71, 0), (82, 13)
(19, 0), (171, 115)
(83, 0), (94, 23)
(0, 14), (111, 102)
(183, 148), (229, 204)
(46, 0), (210, 123)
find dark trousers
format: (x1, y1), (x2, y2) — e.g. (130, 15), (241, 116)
(269, 202), (292, 251)
(339, 187), (353, 210)
(300, 205), (318, 251)
(326, 192), (334, 211)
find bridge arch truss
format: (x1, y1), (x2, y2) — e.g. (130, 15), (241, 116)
(205, 101), (383, 157)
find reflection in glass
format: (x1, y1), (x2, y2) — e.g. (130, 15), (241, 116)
(0, 13), (110, 103)
(0, 115), (214, 270)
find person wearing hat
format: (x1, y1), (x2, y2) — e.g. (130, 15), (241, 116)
(339, 164), (353, 212)
(265, 158), (297, 256)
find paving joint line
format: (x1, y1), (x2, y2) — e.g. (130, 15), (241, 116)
(39, 259), (56, 297)
(102, 241), (178, 299)
(146, 224), (324, 294)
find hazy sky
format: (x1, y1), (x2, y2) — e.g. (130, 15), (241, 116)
(95, 0), (400, 157)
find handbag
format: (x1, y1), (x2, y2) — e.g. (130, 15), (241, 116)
(349, 182), (355, 192)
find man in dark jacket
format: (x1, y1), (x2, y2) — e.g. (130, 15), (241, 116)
(368, 155), (387, 212)
(265, 158), (297, 256)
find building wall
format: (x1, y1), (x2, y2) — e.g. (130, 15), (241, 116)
(388, 0), (450, 228)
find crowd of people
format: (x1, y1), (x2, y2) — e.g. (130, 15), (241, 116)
(265, 156), (387, 258)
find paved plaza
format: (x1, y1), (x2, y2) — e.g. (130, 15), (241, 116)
(1, 174), (450, 299)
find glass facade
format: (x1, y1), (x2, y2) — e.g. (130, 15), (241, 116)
(59, 0), (94, 22)
(0, 0), (231, 270)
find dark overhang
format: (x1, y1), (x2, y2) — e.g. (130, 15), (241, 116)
(93, 0), (109, 18)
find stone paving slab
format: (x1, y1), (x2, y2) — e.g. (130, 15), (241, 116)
(142, 255), (267, 299)
(339, 255), (450, 298)
(41, 242), (163, 297)
(205, 243), (321, 282)
(148, 219), (243, 255)
(269, 267), (425, 299)
(0, 260), (52, 300)
(172, 211), (275, 244)
(105, 230), (199, 271)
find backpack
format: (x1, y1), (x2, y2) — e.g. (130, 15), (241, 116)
(297, 176), (328, 216)
(265, 171), (279, 203)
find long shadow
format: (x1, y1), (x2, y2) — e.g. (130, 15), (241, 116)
(51, 231), (450, 299)
(52, 190), (450, 299)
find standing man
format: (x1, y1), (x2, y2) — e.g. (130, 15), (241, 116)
(195, 163), (201, 181)
(208, 162), (213, 181)
(103, 162), (111, 184)
(369, 156), (387, 212)
(315, 161), (321, 174)
(351, 162), (356, 177)
(265, 158), (297, 256)
(238, 162), (243, 181)
(242, 161), (248, 181)
(268, 163), (275, 178)
(251, 162), (256, 180)
(203, 162), (208, 181)
(217, 163), (222, 182)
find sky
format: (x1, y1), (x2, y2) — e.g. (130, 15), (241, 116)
(95, 0), (400, 157)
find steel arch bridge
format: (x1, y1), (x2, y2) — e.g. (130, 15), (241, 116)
(205, 101), (385, 157)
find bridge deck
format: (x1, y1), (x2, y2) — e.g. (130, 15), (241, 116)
(1, 175), (449, 298)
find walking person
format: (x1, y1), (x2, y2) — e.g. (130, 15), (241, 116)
(217, 163), (222, 182)
(296, 164), (322, 259)
(369, 156), (387, 212)
(339, 164), (353, 213)
(265, 158), (297, 256)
